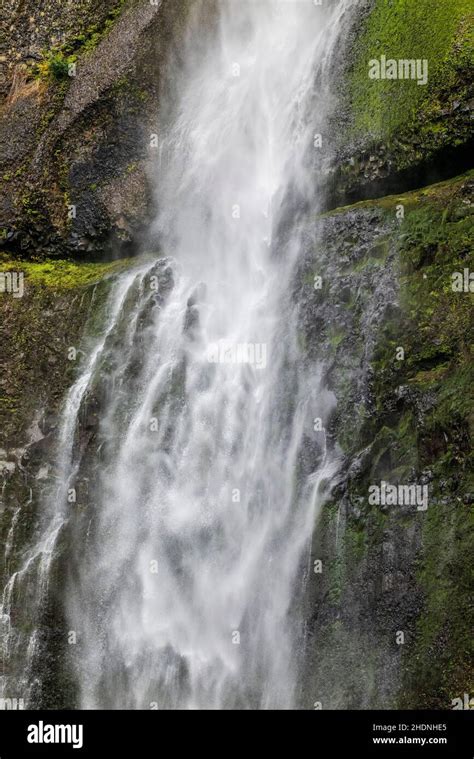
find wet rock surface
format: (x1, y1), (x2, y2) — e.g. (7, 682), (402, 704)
(0, 0), (191, 259)
(298, 174), (473, 708)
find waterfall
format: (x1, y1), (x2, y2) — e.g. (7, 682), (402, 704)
(1, 0), (356, 710)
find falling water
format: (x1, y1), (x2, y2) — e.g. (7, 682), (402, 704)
(1, 0), (356, 709)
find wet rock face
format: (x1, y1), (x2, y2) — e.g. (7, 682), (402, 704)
(0, 270), (107, 706)
(0, 259), (162, 707)
(298, 175), (473, 709)
(294, 207), (401, 458)
(0, 266), (123, 704)
(293, 206), (411, 708)
(0, 403), (75, 706)
(0, 0), (191, 260)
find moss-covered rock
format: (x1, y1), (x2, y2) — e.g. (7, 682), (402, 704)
(301, 171), (473, 709)
(327, 0), (473, 205)
(0, 254), (146, 447)
(0, 251), (155, 706)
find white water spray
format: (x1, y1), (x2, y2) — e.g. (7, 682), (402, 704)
(67, 0), (352, 710)
(1, 0), (356, 710)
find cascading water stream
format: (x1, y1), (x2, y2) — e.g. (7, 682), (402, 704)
(0, 272), (144, 704)
(1, 0), (357, 709)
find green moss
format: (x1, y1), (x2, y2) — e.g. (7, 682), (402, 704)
(351, 238), (391, 273)
(36, 51), (77, 81)
(327, 555), (344, 603)
(329, 327), (345, 348)
(59, 1), (127, 58)
(365, 176), (472, 704)
(0, 249), (150, 447)
(317, 170), (473, 706)
(344, 523), (367, 563)
(323, 170), (474, 218)
(350, 0), (473, 138)
(400, 494), (474, 707)
(0, 257), (138, 290)
(32, 0), (127, 83)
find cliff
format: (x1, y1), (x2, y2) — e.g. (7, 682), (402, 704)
(0, 0), (472, 709)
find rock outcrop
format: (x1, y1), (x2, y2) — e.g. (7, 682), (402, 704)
(0, 0), (191, 259)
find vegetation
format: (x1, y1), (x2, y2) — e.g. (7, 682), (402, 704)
(0, 256), (139, 289)
(314, 170), (473, 708)
(33, 0), (127, 82)
(349, 0), (473, 137)
(35, 51), (77, 82)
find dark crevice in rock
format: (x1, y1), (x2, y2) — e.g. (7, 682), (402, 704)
(324, 139), (474, 213)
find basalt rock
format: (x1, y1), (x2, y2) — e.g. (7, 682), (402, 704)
(0, 0), (192, 260)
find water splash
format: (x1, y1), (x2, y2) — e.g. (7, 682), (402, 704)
(66, 0), (352, 709)
(1, 0), (356, 709)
